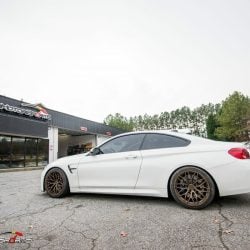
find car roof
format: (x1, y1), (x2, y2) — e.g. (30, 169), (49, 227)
(114, 130), (209, 143)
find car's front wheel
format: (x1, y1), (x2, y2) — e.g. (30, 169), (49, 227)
(44, 168), (69, 198)
(170, 166), (216, 209)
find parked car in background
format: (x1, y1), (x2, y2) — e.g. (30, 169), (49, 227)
(41, 131), (250, 209)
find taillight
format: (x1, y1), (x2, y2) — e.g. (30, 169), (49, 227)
(228, 148), (250, 159)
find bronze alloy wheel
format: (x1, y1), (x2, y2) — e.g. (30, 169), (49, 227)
(45, 168), (69, 198)
(170, 166), (215, 209)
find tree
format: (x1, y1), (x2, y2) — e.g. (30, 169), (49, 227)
(206, 114), (218, 140)
(104, 113), (134, 132)
(215, 91), (250, 141)
(103, 92), (249, 141)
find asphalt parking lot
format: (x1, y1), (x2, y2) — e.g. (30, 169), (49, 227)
(0, 170), (250, 250)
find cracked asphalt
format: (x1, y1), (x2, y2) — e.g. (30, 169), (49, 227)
(0, 170), (250, 250)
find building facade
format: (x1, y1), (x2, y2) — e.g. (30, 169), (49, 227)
(0, 95), (122, 169)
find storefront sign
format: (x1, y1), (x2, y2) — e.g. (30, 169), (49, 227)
(80, 126), (88, 132)
(0, 103), (51, 120)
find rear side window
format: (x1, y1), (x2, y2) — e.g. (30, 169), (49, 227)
(141, 133), (190, 150)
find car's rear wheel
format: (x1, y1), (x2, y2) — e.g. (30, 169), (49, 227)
(170, 166), (215, 209)
(45, 168), (69, 198)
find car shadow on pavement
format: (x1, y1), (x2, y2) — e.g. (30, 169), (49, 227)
(213, 194), (250, 208)
(39, 192), (250, 209)
(69, 192), (176, 205)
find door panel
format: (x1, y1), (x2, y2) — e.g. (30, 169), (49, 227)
(77, 151), (142, 188)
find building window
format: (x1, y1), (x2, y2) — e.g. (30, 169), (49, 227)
(0, 135), (48, 169)
(11, 137), (25, 168)
(25, 138), (38, 167)
(38, 139), (48, 167)
(0, 136), (11, 168)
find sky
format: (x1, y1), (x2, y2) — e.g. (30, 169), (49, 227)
(0, 0), (249, 123)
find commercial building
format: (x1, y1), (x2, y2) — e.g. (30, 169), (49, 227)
(0, 95), (122, 169)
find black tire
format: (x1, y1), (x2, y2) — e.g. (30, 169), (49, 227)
(44, 168), (69, 198)
(170, 166), (215, 209)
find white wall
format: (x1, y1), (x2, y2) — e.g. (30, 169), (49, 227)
(48, 127), (58, 163)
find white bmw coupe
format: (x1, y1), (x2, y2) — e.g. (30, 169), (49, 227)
(41, 131), (250, 209)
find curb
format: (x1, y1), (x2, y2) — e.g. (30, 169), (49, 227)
(0, 167), (44, 173)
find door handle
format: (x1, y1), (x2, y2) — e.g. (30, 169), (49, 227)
(125, 155), (138, 159)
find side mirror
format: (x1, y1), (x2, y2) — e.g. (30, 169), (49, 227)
(90, 147), (102, 156)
